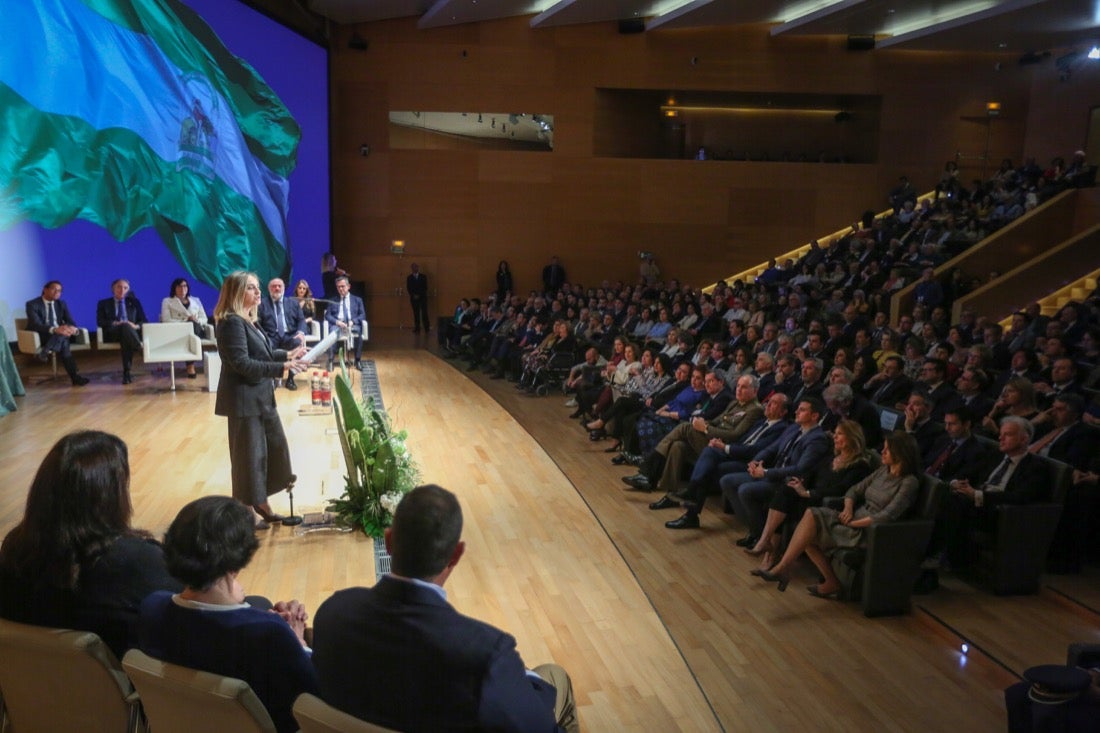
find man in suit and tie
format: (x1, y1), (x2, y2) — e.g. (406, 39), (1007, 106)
(916, 358), (958, 422)
(258, 278), (306, 390)
(715, 397), (831, 542)
(903, 391), (946, 465)
(925, 407), (991, 485)
(940, 415), (1049, 568)
(406, 262), (429, 333)
(649, 392), (790, 512)
(96, 278), (146, 384)
(312, 484), (579, 733)
(862, 355), (913, 407)
(23, 280), (89, 386)
(630, 374), (764, 496)
(325, 275), (367, 369)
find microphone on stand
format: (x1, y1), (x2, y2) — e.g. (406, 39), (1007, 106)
(282, 475), (303, 526)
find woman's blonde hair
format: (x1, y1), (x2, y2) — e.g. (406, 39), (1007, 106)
(834, 419), (867, 469)
(213, 271), (259, 322)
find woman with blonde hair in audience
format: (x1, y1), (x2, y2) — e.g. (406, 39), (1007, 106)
(292, 279), (317, 323)
(758, 431), (921, 597)
(981, 376), (1040, 434)
(746, 420), (873, 573)
(161, 277), (209, 377)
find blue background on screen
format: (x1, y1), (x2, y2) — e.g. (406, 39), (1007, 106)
(0, 0), (330, 334)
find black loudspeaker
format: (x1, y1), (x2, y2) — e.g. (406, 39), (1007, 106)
(847, 35), (875, 51)
(618, 18), (645, 34)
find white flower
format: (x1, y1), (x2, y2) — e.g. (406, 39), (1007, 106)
(379, 492), (403, 516)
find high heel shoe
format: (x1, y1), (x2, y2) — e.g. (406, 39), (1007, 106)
(568, 408), (584, 419)
(758, 568), (789, 592)
(743, 545), (766, 557)
(603, 442), (621, 453)
(588, 429), (606, 441)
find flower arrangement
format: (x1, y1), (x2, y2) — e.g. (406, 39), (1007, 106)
(328, 368), (419, 538)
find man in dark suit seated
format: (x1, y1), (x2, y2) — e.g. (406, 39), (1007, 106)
(916, 358), (958, 422)
(625, 374), (763, 495)
(925, 407), (992, 485)
(939, 416), (1049, 568)
(325, 275), (367, 369)
(714, 397), (831, 543)
(862, 355), (913, 408)
(903, 391), (946, 466)
(312, 485), (579, 733)
(258, 277), (306, 390)
(649, 393), (790, 513)
(95, 278), (146, 384)
(23, 280), (89, 386)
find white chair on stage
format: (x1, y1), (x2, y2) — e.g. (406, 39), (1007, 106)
(140, 322), (203, 391)
(14, 316), (91, 382)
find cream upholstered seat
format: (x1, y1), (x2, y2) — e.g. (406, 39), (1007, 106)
(122, 649), (275, 733)
(0, 618), (143, 733)
(14, 316), (91, 381)
(140, 322), (203, 391)
(293, 693), (402, 733)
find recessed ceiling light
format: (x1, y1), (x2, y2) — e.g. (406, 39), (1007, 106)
(998, 42), (1007, 48)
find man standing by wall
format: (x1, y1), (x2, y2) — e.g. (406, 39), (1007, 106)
(407, 262), (429, 333)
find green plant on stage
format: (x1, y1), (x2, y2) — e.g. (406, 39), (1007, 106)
(327, 366), (418, 538)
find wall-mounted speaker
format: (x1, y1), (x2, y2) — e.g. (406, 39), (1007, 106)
(618, 18), (645, 34)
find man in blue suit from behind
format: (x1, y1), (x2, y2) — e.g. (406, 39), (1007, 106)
(311, 484), (579, 733)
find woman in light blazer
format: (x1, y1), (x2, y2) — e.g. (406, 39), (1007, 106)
(161, 277), (208, 377)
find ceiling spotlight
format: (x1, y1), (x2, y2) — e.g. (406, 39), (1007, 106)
(1089, 47), (1100, 60)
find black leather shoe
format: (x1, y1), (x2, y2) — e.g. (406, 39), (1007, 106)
(122, 371), (133, 385)
(665, 513), (700, 529)
(610, 455), (629, 465)
(734, 534), (758, 548)
(35, 348), (51, 363)
(649, 495), (679, 510)
(621, 474), (651, 491)
(354, 361), (363, 370)
(71, 375), (90, 386)
(285, 377), (298, 390)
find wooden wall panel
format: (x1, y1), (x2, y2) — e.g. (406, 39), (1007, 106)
(326, 16), (1050, 326)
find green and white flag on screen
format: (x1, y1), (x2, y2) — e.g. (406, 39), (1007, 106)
(0, 0), (300, 286)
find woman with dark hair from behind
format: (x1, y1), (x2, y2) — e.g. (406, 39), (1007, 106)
(0, 431), (182, 657)
(138, 495), (318, 733)
(757, 431), (921, 597)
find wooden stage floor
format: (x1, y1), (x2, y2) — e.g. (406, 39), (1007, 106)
(2, 328), (1098, 732)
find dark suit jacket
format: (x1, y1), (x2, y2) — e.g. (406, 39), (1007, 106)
(1036, 421), (1094, 470)
(312, 576), (561, 733)
(325, 295), (367, 331)
(865, 374), (914, 407)
(95, 296), (147, 340)
(257, 297), (306, 344)
(926, 434), (991, 485)
(908, 419), (947, 465)
(726, 419), (790, 460)
(24, 297), (79, 338)
(980, 452), (1050, 509)
(214, 314), (287, 418)
(406, 272), (428, 298)
(755, 424), (831, 482)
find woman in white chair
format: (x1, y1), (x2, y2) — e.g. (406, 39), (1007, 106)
(161, 277), (208, 378)
(138, 495), (318, 733)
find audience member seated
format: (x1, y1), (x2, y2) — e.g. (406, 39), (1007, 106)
(96, 278), (147, 385)
(903, 392), (947, 465)
(715, 397), (831, 542)
(325, 275), (367, 369)
(292, 279), (318, 323)
(138, 496), (318, 733)
(161, 277), (209, 379)
(598, 356), (681, 456)
(0, 431), (182, 658)
(312, 485), (579, 733)
(863, 355), (912, 407)
(938, 416), (1049, 569)
(258, 277), (307, 390)
(745, 420), (873, 573)
(615, 364), (706, 466)
(756, 431), (921, 596)
(621, 374), (762, 495)
(23, 279), (90, 386)
(981, 376), (1041, 436)
(821, 383), (882, 448)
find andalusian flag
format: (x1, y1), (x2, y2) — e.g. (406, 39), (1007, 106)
(0, 0), (300, 286)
